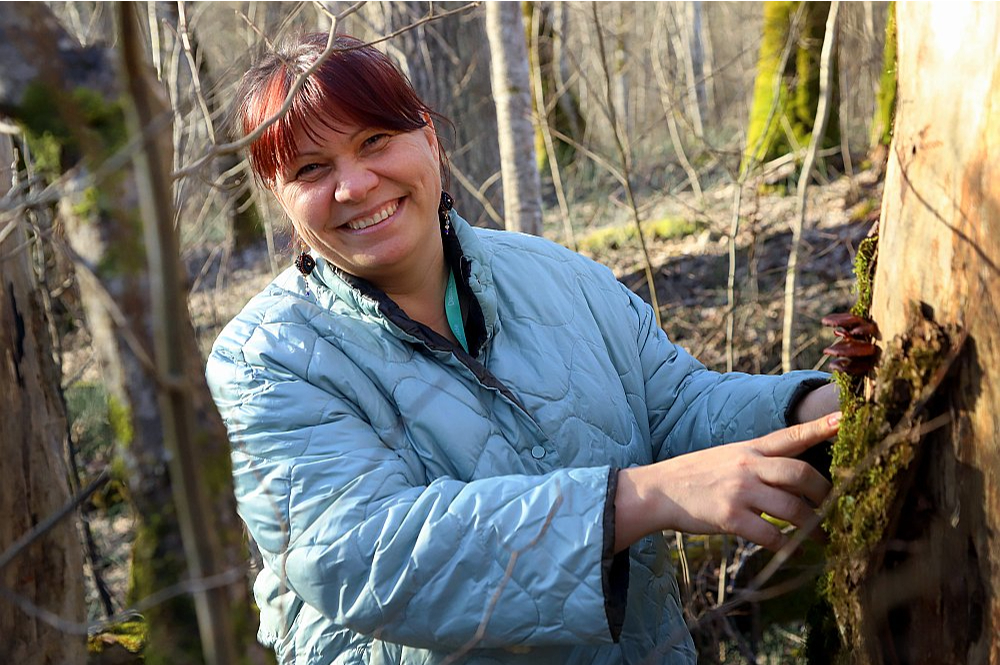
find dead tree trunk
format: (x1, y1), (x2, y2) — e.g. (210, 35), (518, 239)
(0, 5), (263, 663)
(826, 4), (999, 663)
(0, 135), (86, 665)
(485, 1), (543, 235)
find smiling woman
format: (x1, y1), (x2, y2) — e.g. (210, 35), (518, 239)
(207, 32), (839, 665)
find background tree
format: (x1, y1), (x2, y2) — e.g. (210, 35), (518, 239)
(485, 1), (543, 235)
(823, 3), (999, 662)
(868, 1), (896, 173)
(744, 1), (841, 170)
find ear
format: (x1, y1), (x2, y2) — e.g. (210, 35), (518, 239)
(420, 111), (436, 132)
(419, 112), (439, 158)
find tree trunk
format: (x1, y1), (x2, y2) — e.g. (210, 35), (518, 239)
(743, 1), (841, 169)
(0, 5), (263, 663)
(780, 1), (840, 372)
(0, 135), (86, 665)
(485, 1), (543, 235)
(826, 4), (1000, 663)
(869, 1), (897, 172)
(527, 1), (585, 176)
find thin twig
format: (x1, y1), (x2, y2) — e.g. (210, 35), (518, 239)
(0, 566), (245, 637)
(726, 3), (806, 373)
(176, 1), (216, 144)
(171, 1), (482, 181)
(590, 2), (662, 328)
(529, 3), (577, 250)
(441, 491), (565, 665)
(782, 2), (840, 372)
(0, 470), (109, 574)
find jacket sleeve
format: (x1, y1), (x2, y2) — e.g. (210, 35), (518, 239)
(207, 321), (619, 651)
(617, 285), (829, 461)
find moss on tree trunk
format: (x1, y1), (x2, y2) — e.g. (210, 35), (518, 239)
(743, 1), (841, 171)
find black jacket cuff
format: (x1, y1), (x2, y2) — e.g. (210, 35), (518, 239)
(602, 468), (629, 642)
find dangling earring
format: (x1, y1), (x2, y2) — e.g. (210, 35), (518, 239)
(439, 191), (454, 235)
(295, 246), (315, 276)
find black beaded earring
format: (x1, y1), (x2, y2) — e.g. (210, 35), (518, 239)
(439, 191), (454, 234)
(295, 248), (315, 276)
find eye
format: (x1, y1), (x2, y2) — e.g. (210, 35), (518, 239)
(293, 163), (323, 180)
(361, 132), (391, 150)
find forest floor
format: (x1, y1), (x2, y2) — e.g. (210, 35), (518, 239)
(66, 168), (883, 659)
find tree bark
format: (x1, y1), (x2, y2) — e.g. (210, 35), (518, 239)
(0, 135), (87, 665)
(828, 4), (1000, 662)
(485, 1), (543, 235)
(0, 5), (263, 663)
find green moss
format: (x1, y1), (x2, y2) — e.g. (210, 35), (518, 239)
(87, 618), (148, 655)
(25, 132), (63, 177)
(578, 217), (700, 254)
(850, 235), (878, 318)
(107, 394), (134, 446)
(848, 198), (879, 223)
(871, 3), (897, 148)
(743, 2), (840, 171)
(129, 511), (204, 665)
(19, 83), (127, 173)
(820, 299), (957, 655)
(196, 428), (236, 500)
(71, 185), (101, 219)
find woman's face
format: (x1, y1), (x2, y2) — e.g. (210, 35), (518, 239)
(271, 118), (443, 290)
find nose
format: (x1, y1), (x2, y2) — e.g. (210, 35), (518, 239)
(334, 162), (378, 203)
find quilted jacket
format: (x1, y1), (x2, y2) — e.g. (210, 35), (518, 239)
(206, 211), (827, 664)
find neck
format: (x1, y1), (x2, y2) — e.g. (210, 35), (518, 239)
(381, 256), (457, 344)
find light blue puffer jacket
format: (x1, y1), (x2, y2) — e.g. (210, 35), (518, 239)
(206, 212), (827, 664)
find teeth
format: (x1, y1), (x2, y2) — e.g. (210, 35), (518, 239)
(347, 200), (398, 230)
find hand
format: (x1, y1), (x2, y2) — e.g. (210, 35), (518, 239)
(614, 413), (840, 553)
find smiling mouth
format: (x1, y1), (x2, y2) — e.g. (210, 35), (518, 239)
(346, 199), (400, 230)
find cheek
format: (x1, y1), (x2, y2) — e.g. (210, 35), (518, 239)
(281, 190), (325, 227)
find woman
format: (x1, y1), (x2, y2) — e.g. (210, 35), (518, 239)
(207, 33), (839, 664)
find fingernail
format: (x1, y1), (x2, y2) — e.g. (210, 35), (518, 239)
(827, 412), (842, 427)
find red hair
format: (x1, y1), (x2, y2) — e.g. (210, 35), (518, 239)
(232, 33), (448, 187)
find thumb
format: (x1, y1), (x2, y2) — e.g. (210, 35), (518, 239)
(753, 412), (841, 457)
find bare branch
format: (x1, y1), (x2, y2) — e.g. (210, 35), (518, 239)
(0, 470), (109, 575)
(171, 1), (482, 181)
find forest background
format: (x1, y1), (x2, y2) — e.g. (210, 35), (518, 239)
(5, 2), (995, 665)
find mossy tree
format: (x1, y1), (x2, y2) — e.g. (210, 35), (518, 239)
(0, 5), (266, 663)
(525, 1), (586, 173)
(820, 4), (1000, 662)
(743, 2), (841, 171)
(868, 2), (896, 173)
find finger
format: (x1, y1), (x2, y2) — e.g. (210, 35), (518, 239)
(753, 412), (842, 458)
(748, 485), (821, 533)
(730, 511), (788, 552)
(756, 458), (832, 508)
